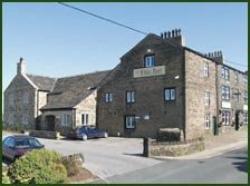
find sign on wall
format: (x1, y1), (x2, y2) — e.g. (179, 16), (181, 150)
(221, 101), (231, 109)
(133, 66), (166, 78)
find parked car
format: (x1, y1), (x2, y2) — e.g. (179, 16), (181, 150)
(67, 126), (108, 140)
(2, 135), (44, 161)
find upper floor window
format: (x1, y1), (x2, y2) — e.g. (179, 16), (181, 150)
(203, 62), (209, 77)
(164, 88), (176, 101)
(243, 75), (247, 84)
(204, 91), (211, 106)
(125, 115), (136, 129)
(144, 55), (155, 68)
(23, 92), (29, 104)
(105, 93), (113, 103)
(243, 90), (248, 103)
(221, 85), (230, 100)
(126, 91), (135, 103)
(235, 72), (239, 83)
(232, 88), (240, 102)
(221, 67), (230, 80)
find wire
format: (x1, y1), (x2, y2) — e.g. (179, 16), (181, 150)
(57, 2), (148, 36)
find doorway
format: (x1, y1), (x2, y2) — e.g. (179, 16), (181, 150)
(45, 115), (56, 131)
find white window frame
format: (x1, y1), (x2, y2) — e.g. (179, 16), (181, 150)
(221, 67), (230, 80)
(204, 113), (211, 129)
(221, 85), (230, 100)
(81, 113), (89, 126)
(203, 62), (209, 77)
(144, 55), (155, 68)
(105, 93), (113, 103)
(125, 116), (136, 129)
(243, 90), (248, 103)
(164, 88), (176, 101)
(126, 91), (135, 103)
(204, 91), (211, 106)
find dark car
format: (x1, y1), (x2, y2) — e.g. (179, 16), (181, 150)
(67, 126), (108, 140)
(2, 135), (44, 161)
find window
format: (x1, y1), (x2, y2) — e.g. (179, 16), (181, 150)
(243, 90), (248, 103)
(164, 88), (176, 101)
(23, 92), (29, 104)
(204, 113), (211, 129)
(221, 86), (230, 100)
(243, 75), (247, 84)
(204, 91), (210, 106)
(125, 115), (136, 129)
(203, 62), (209, 77)
(235, 72), (239, 83)
(126, 91), (135, 103)
(222, 111), (231, 126)
(81, 113), (89, 125)
(61, 114), (71, 126)
(232, 89), (240, 102)
(105, 93), (113, 103)
(221, 67), (230, 80)
(243, 112), (248, 125)
(144, 55), (155, 68)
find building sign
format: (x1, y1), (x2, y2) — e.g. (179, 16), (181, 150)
(133, 66), (166, 78)
(243, 105), (248, 111)
(221, 101), (231, 109)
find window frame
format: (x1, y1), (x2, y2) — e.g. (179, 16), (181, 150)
(61, 114), (71, 127)
(164, 88), (176, 102)
(221, 66), (230, 80)
(221, 85), (230, 101)
(222, 111), (231, 126)
(203, 62), (209, 77)
(204, 113), (211, 129)
(124, 115), (136, 129)
(105, 93), (113, 103)
(204, 91), (211, 107)
(144, 54), (156, 68)
(126, 91), (136, 104)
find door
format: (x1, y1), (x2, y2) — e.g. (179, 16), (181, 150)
(46, 115), (56, 131)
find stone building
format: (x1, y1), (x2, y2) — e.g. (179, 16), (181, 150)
(96, 29), (248, 140)
(4, 58), (110, 134)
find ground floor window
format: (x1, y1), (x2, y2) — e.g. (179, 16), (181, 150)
(222, 111), (231, 126)
(81, 113), (89, 125)
(243, 112), (248, 125)
(204, 113), (211, 129)
(61, 114), (71, 127)
(125, 115), (136, 129)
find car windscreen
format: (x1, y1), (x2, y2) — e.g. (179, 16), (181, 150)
(15, 138), (42, 148)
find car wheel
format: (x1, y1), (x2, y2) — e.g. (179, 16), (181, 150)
(104, 132), (108, 138)
(82, 134), (87, 141)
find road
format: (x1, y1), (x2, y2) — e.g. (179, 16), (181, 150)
(95, 147), (247, 184)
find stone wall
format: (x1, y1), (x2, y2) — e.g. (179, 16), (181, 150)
(74, 90), (97, 127)
(4, 74), (37, 130)
(97, 34), (185, 138)
(184, 50), (217, 140)
(144, 138), (205, 157)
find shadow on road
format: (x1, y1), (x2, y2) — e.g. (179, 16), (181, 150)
(123, 153), (144, 157)
(226, 156), (247, 173)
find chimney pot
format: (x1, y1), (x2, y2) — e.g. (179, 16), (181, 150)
(164, 32), (167, 39)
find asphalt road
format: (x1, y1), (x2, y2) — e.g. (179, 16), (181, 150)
(95, 147), (248, 184)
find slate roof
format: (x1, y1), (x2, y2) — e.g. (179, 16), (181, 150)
(40, 70), (111, 110)
(26, 74), (57, 91)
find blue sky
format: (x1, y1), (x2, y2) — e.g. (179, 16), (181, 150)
(3, 2), (248, 91)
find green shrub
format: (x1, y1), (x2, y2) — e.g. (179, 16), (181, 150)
(8, 149), (67, 184)
(2, 169), (11, 184)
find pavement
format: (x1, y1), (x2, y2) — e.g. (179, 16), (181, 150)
(2, 128), (248, 182)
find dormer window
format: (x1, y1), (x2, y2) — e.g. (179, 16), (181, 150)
(144, 55), (155, 68)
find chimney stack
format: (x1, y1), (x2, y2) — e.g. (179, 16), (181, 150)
(17, 57), (26, 75)
(160, 28), (185, 46)
(204, 51), (223, 64)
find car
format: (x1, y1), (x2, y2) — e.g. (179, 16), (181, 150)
(67, 126), (108, 140)
(2, 135), (44, 161)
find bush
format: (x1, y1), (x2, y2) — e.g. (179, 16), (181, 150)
(8, 149), (67, 184)
(2, 169), (11, 184)
(61, 153), (84, 176)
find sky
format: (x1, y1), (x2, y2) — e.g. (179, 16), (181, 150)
(3, 2), (248, 92)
